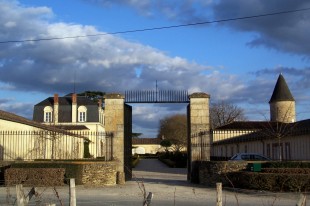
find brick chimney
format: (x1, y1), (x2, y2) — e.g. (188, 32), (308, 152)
(72, 93), (77, 123)
(53, 94), (59, 123)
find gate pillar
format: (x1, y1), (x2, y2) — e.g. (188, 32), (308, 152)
(104, 93), (126, 184)
(188, 92), (211, 182)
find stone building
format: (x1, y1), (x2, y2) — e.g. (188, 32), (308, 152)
(33, 93), (106, 158)
(132, 137), (164, 155)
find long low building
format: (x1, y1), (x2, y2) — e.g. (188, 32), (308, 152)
(211, 120), (310, 160)
(0, 109), (89, 160)
(132, 137), (164, 155)
(211, 74), (310, 161)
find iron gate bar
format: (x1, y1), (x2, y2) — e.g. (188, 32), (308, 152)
(125, 90), (189, 103)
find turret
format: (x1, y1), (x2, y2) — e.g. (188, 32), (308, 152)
(269, 74), (295, 123)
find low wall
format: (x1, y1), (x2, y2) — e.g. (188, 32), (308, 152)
(5, 161), (120, 186)
(81, 162), (117, 186)
(197, 161), (247, 186)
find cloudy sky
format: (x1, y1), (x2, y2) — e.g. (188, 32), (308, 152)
(0, 0), (310, 137)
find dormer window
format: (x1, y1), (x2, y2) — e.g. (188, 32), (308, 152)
(78, 106), (87, 122)
(44, 106), (53, 123)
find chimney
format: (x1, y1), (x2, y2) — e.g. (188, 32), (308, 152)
(53, 94), (59, 123)
(98, 98), (103, 124)
(72, 93), (77, 123)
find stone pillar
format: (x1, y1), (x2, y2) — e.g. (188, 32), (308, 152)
(188, 92), (211, 183)
(189, 92), (210, 133)
(104, 93), (125, 184)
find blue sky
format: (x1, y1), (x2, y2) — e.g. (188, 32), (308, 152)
(0, 0), (310, 137)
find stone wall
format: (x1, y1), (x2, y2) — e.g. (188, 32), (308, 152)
(81, 162), (118, 186)
(198, 161), (247, 186)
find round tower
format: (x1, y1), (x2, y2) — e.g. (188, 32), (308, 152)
(269, 74), (296, 123)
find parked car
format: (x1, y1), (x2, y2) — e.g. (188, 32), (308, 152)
(230, 153), (271, 161)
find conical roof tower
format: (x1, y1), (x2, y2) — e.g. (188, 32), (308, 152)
(269, 74), (296, 122)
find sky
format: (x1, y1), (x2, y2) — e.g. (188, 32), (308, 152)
(0, 0), (310, 137)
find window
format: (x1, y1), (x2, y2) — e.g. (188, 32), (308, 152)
(272, 143), (283, 160)
(43, 106), (53, 123)
(79, 112), (86, 122)
(230, 146), (234, 157)
(266, 144), (271, 158)
(284, 142), (291, 160)
(45, 112), (52, 122)
(78, 106), (87, 122)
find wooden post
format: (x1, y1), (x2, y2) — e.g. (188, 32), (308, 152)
(69, 178), (76, 206)
(143, 192), (153, 206)
(296, 194), (306, 206)
(16, 185), (37, 206)
(16, 184), (26, 206)
(216, 182), (222, 206)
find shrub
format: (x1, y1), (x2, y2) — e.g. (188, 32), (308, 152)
(228, 172), (310, 192)
(158, 152), (187, 168)
(5, 168), (65, 186)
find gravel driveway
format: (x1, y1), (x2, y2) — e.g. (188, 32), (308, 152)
(0, 159), (303, 205)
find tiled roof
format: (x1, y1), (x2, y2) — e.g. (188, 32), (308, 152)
(215, 121), (272, 130)
(269, 74), (295, 103)
(55, 125), (89, 130)
(132, 138), (162, 145)
(0, 109), (89, 141)
(215, 119), (310, 131)
(0, 109), (62, 132)
(213, 119), (310, 145)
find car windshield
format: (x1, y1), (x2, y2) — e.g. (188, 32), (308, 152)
(230, 155), (238, 160)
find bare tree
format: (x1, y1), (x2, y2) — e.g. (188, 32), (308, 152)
(157, 114), (187, 152)
(210, 101), (247, 129)
(258, 103), (297, 161)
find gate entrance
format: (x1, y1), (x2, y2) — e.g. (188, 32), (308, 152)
(104, 91), (210, 183)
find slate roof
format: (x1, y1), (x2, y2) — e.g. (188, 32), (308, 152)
(35, 95), (98, 106)
(132, 138), (162, 145)
(269, 74), (295, 103)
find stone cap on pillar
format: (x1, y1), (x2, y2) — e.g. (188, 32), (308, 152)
(189, 92), (210, 98)
(104, 93), (125, 99)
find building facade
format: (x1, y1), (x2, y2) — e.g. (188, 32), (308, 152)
(211, 74), (310, 161)
(0, 109), (87, 160)
(33, 93), (107, 158)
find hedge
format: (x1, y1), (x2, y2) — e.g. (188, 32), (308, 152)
(5, 168), (65, 186)
(11, 161), (85, 185)
(227, 171), (310, 192)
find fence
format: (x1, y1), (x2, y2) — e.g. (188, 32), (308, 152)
(125, 90), (189, 103)
(191, 131), (211, 161)
(0, 131), (113, 160)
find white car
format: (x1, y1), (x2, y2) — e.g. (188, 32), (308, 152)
(230, 153), (271, 161)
